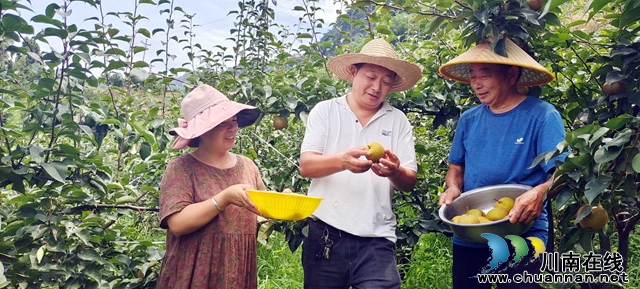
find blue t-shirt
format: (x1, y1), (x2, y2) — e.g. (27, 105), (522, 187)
(448, 96), (566, 248)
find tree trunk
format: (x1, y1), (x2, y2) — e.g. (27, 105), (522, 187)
(618, 230), (629, 271)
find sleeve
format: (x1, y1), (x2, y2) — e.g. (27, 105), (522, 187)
(537, 109), (567, 174)
(158, 157), (195, 229)
(448, 117), (466, 166)
(396, 113), (417, 172)
(300, 100), (329, 154)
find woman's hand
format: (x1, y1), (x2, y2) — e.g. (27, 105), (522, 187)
(218, 184), (262, 215)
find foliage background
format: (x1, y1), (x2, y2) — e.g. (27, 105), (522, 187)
(0, 0), (639, 288)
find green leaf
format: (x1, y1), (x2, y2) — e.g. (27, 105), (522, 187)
(543, 12), (561, 26)
(579, 230), (594, 251)
(43, 27), (69, 39)
(78, 247), (101, 262)
(618, 6), (640, 28)
(31, 14), (63, 28)
(115, 196), (137, 205)
(86, 76), (99, 87)
(285, 97), (298, 110)
(29, 145), (45, 163)
(140, 0), (157, 4)
(107, 27), (119, 37)
(41, 162), (67, 183)
(133, 46), (147, 54)
(584, 176), (611, 205)
(36, 246), (45, 264)
(567, 20), (587, 27)
(105, 60), (127, 72)
(139, 142), (151, 160)
(572, 30), (590, 41)
(45, 3), (61, 18)
(1, 14), (25, 32)
(152, 28), (165, 35)
(554, 187), (573, 210)
(132, 61), (149, 68)
(424, 16), (445, 34)
(130, 68), (150, 83)
(631, 153), (640, 173)
(100, 119), (121, 126)
(75, 228), (92, 245)
(586, 0), (610, 21)
(137, 27), (151, 38)
(38, 78), (57, 90)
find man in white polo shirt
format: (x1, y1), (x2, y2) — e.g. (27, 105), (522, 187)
(299, 39), (422, 289)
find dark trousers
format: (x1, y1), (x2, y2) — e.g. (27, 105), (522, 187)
(302, 218), (401, 289)
(453, 243), (544, 289)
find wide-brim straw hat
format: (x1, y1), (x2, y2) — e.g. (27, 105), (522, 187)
(439, 38), (554, 87)
(328, 39), (422, 92)
(169, 84), (260, 150)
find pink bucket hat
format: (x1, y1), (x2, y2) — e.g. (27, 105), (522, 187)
(169, 84), (260, 150)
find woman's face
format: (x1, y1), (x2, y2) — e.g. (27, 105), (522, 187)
(199, 115), (239, 151)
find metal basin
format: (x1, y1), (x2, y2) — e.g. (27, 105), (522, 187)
(438, 184), (536, 244)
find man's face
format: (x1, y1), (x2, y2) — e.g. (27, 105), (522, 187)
(350, 63), (395, 109)
(469, 63), (513, 106)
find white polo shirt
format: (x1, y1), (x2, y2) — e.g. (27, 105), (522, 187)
(301, 95), (417, 242)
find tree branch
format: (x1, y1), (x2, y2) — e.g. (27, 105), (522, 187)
(67, 204), (158, 213)
(369, 1), (454, 19)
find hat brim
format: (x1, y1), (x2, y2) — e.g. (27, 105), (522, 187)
(328, 54), (422, 92)
(169, 101), (260, 150)
(439, 39), (555, 87)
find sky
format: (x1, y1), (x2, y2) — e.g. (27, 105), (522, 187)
(21, 0), (344, 71)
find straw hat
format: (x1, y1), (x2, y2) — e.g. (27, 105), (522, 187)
(169, 84), (260, 150)
(327, 39), (422, 92)
(439, 38), (554, 87)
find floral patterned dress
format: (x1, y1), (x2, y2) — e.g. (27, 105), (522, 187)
(157, 154), (266, 289)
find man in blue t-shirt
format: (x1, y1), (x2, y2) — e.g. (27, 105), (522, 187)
(437, 38), (566, 289)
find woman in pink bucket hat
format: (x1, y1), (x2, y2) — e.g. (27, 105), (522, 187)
(157, 84), (265, 288)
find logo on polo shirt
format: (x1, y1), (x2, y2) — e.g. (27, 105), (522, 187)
(515, 137), (524, 144)
(382, 130), (392, 136)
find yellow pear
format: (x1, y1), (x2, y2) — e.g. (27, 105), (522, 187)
(451, 215), (461, 223)
(458, 214), (480, 224)
(273, 116), (287, 130)
(486, 207), (509, 221)
(477, 216), (492, 223)
(467, 208), (485, 217)
(365, 142), (385, 163)
(577, 204), (608, 231)
(494, 197), (515, 211)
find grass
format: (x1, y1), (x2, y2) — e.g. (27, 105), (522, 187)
(399, 233), (454, 288)
(257, 233), (304, 289)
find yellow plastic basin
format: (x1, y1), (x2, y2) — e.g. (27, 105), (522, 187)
(247, 190), (323, 221)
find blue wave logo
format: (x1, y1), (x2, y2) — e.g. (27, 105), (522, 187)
(481, 233), (545, 273)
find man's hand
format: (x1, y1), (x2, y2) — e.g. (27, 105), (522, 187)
(341, 146), (373, 173)
(508, 189), (545, 224)
(371, 149), (400, 177)
(438, 187), (462, 206)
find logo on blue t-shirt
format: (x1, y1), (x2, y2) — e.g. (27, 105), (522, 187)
(515, 137), (524, 144)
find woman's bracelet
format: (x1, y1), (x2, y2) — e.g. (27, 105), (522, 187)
(211, 196), (224, 212)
